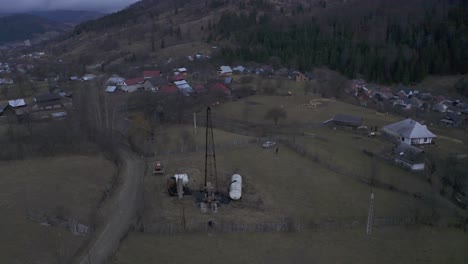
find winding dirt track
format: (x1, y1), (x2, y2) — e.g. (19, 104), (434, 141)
(79, 150), (145, 264)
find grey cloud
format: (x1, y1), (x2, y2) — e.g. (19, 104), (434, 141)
(0, 0), (139, 13)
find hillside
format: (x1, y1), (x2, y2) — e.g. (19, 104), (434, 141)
(44, 0), (467, 85)
(0, 14), (70, 44)
(28, 10), (105, 26)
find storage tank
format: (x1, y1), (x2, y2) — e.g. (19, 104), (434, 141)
(229, 174), (242, 200)
(174, 174), (189, 186)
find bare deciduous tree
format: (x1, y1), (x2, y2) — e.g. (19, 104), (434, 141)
(265, 107), (287, 125)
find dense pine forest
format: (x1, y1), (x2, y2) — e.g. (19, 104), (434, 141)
(217, 3), (468, 84)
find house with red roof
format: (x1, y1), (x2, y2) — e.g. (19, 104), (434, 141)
(143, 70), (161, 79)
(122, 77), (145, 92)
(194, 84), (206, 94)
(169, 75), (185, 82)
(209, 82), (231, 96)
(159, 84), (178, 94)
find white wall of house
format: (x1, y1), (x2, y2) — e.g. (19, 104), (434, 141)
(401, 137), (433, 145)
(121, 84), (143, 93)
(411, 163), (425, 171)
(395, 158), (425, 171)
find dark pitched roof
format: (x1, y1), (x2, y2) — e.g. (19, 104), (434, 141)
(34, 93), (61, 103)
(146, 76), (168, 86)
(394, 143), (424, 163)
(304, 72), (315, 79)
(332, 114), (362, 126)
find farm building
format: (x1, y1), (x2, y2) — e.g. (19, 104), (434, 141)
(393, 143), (425, 171)
(323, 114), (363, 128)
(105, 86), (117, 93)
(105, 75), (125, 86)
(32, 93), (63, 111)
(143, 70), (161, 79)
(122, 77), (145, 92)
(383, 119), (436, 145)
(218, 66), (233, 76)
(143, 76), (168, 91)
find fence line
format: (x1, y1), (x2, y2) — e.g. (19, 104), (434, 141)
(139, 216), (419, 237)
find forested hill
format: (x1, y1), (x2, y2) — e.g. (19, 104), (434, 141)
(45, 0), (467, 86)
(216, 0), (468, 84)
(0, 14), (70, 44)
(29, 10), (105, 26)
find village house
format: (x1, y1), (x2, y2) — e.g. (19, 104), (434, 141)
(275, 68), (289, 77)
(398, 88), (413, 98)
(209, 82), (231, 97)
(432, 102), (448, 113)
(0, 102), (8, 116)
(193, 84), (206, 95)
(82, 74), (97, 81)
(105, 75), (125, 86)
(232, 66), (246, 74)
(32, 93), (63, 111)
(258, 65), (274, 76)
(7, 98), (28, 117)
(122, 77), (145, 92)
(440, 112), (463, 127)
(218, 66), (233, 76)
(224, 77), (233, 85)
(159, 84), (178, 95)
(105, 86), (117, 93)
(143, 70), (161, 79)
(0, 78), (14, 85)
(143, 76), (168, 91)
(322, 114), (363, 128)
(393, 143), (425, 171)
(174, 80), (193, 96)
(8, 99), (26, 108)
(383, 119), (436, 145)
(177, 68), (188, 75)
(30, 93), (68, 119)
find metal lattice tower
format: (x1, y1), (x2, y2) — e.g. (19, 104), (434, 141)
(204, 107), (218, 197)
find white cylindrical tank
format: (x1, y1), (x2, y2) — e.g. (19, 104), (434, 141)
(174, 174), (189, 186)
(229, 174), (242, 200)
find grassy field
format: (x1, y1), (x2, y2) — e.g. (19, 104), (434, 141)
(0, 155), (116, 263)
(215, 94), (401, 127)
(114, 142), (467, 263)
(113, 92), (468, 263)
(152, 124), (253, 153)
(114, 226), (468, 264)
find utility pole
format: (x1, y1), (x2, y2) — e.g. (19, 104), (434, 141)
(366, 190), (375, 235)
(193, 112), (197, 135)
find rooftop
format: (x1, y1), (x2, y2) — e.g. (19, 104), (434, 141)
(383, 119), (437, 139)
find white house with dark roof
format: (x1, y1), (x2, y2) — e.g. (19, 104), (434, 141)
(383, 119), (436, 145)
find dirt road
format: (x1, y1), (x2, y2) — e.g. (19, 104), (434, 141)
(79, 150), (145, 264)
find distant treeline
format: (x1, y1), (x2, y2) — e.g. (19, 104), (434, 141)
(0, 14), (59, 44)
(217, 5), (468, 84)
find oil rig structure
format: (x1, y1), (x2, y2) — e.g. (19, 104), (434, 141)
(201, 107), (219, 213)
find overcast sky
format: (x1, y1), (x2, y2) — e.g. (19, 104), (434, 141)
(0, 0), (139, 13)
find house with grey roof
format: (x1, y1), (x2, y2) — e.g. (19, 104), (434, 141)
(143, 76), (168, 91)
(393, 143), (425, 171)
(383, 119), (436, 145)
(218, 66), (233, 76)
